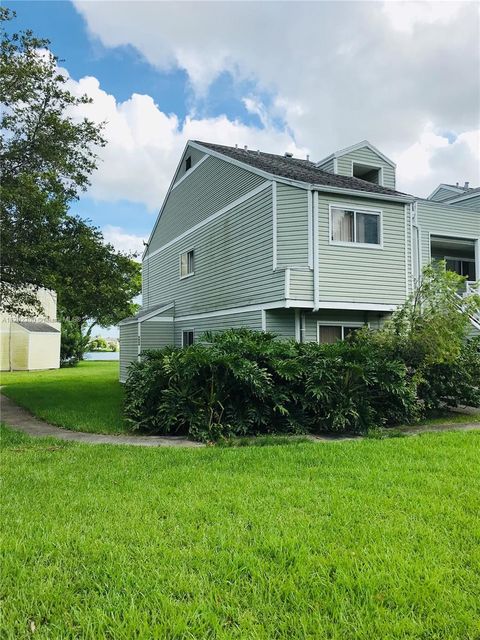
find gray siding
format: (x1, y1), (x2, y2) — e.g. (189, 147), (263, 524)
(266, 309), (296, 338)
(119, 323), (138, 383)
(276, 183), (309, 268)
(140, 320), (174, 351)
(317, 158), (335, 174)
(173, 147), (206, 185)
(145, 186), (285, 316)
(428, 187), (463, 202)
(317, 193), (408, 305)
(416, 200), (479, 270)
(288, 268), (314, 301)
(336, 147), (396, 189)
(174, 311), (262, 346)
(148, 155), (264, 252)
(446, 195), (480, 212)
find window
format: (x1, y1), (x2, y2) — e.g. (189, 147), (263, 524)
(180, 249), (194, 278)
(352, 162), (382, 185)
(317, 323), (363, 344)
(185, 156), (192, 171)
(182, 330), (194, 347)
(330, 207), (381, 246)
(445, 258), (476, 281)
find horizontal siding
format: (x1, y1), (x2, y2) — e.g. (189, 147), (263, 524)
(317, 193), (408, 304)
(317, 158), (335, 173)
(447, 195), (480, 212)
(119, 324), (138, 383)
(416, 200), (479, 270)
(148, 155), (264, 252)
(174, 311), (262, 346)
(288, 268), (313, 300)
(266, 309), (295, 339)
(303, 310), (387, 342)
(140, 320), (174, 351)
(276, 183), (309, 268)
(145, 187), (285, 316)
(429, 187), (463, 202)
(172, 147), (206, 186)
(336, 147), (396, 189)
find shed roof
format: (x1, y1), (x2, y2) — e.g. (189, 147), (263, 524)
(16, 322), (60, 333)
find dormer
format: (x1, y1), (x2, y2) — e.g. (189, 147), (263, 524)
(316, 140), (396, 189)
(427, 182), (472, 202)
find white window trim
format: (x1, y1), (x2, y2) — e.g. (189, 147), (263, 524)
(329, 204), (383, 249)
(316, 321), (365, 343)
(179, 248), (195, 279)
(350, 160), (384, 187)
(182, 329), (195, 347)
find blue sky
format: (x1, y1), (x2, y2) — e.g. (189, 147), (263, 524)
(6, 1), (479, 335)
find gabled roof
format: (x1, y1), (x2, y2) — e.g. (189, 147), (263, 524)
(427, 183), (473, 201)
(192, 141), (410, 200)
(316, 140), (396, 169)
(443, 187), (480, 204)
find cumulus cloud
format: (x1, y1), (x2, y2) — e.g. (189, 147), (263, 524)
(102, 225), (145, 259)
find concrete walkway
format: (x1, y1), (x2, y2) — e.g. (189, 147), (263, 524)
(1, 393), (479, 447)
(0, 394), (204, 447)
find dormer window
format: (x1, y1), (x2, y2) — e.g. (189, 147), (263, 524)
(185, 156), (192, 171)
(352, 162), (382, 185)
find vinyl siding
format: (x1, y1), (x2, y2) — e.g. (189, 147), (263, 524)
(174, 311), (262, 346)
(446, 195), (480, 212)
(429, 187), (463, 202)
(336, 147), (396, 189)
(317, 158), (335, 173)
(119, 323), (138, 383)
(145, 186), (285, 316)
(302, 310), (387, 342)
(416, 200), (479, 270)
(276, 183), (309, 268)
(148, 155), (265, 253)
(317, 193), (408, 305)
(265, 309), (296, 338)
(288, 268), (314, 301)
(173, 147), (207, 185)
(140, 320), (174, 351)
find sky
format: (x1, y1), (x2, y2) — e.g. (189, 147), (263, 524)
(6, 0), (480, 335)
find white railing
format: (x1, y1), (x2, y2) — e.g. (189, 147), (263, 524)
(465, 281), (479, 296)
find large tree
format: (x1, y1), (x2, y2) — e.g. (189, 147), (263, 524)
(0, 7), (105, 312)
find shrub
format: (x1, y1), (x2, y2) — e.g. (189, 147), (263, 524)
(124, 328), (418, 441)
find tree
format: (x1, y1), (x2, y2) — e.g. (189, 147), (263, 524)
(53, 216), (141, 344)
(0, 8), (106, 312)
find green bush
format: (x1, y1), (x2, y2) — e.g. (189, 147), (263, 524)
(124, 329), (418, 441)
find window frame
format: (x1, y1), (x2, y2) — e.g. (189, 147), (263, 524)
(182, 329), (195, 347)
(317, 321), (365, 344)
(444, 255), (476, 280)
(179, 248), (195, 279)
(351, 160), (384, 186)
(185, 155), (192, 171)
(329, 204), (383, 249)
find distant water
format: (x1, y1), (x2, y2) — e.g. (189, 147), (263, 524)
(84, 351), (119, 361)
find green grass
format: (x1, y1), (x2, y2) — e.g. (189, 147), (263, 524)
(0, 361), (125, 433)
(1, 425), (479, 639)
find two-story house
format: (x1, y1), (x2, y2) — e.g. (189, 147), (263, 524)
(119, 140), (479, 381)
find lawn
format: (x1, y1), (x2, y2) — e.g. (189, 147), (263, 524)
(0, 361), (125, 433)
(1, 425), (479, 639)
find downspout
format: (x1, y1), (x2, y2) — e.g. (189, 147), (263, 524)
(313, 190), (320, 311)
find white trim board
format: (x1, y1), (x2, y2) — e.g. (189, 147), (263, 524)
(171, 154), (209, 191)
(144, 180), (272, 262)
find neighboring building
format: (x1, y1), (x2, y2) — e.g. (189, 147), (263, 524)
(0, 288), (61, 371)
(119, 140), (480, 381)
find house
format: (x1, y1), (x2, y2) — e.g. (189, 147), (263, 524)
(119, 140), (479, 382)
(0, 288), (61, 371)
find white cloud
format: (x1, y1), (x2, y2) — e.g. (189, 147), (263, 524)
(102, 225), (146, 259)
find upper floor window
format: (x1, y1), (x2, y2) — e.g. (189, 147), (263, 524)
(185, 156), (192, 171)
(180, 249), (194, 278)
(330, 206), (382, 247)
(352, 162), (382, 185)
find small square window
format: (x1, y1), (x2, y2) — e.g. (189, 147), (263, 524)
(180, 250), (194, 278)
(182, 330), (194, 347)
(185, 156), (192, 171)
